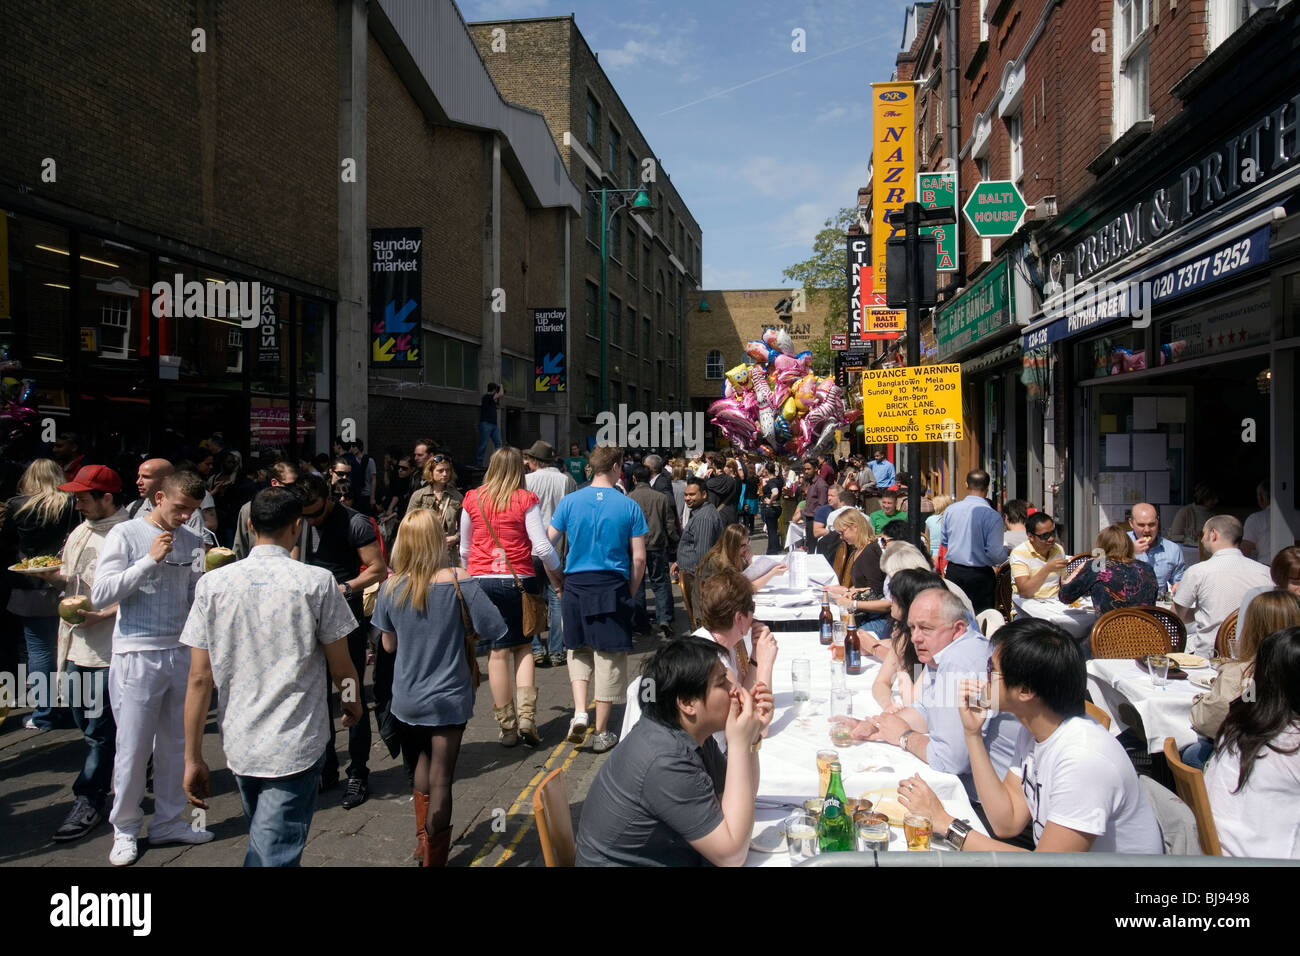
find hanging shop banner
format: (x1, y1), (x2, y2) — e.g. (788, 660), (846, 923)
(257, 285), (280, 368)
(534, 308), (566, 391)
(866, 307), (907, 334)
(369, 227), (422, 367)
(847, 234), (870, 338)
(935, 257), (1013, 360)
(861, 363), (964, 444)
(855, 265), (893, 340)
(870, 81), (918, 297)
(918, 170), (958, 271)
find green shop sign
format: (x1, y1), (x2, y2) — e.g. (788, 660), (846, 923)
(935, 258), (1014, 360)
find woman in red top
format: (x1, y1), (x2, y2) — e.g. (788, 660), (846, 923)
(461, 447), (564, 747)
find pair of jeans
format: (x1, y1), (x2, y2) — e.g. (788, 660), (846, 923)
(477, 422), (502, 465)
(66, 662), (115, 810)
(636, 547), (674, 629)
(1180, 736), (1214, 770)
(21, 615), (59, 728)
(322, 613), (371, 781)
(531, 575), (564, 658)
(233, 751), (326, 866)
(764, 508), (782, 554)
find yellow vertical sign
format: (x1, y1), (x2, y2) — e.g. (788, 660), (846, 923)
(0, 212), (10, 319)
(870, 82), (917, 297)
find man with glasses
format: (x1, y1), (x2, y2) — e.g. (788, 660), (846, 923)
(296, 474), (387, 807)
(831, 589), (1027, 805)
(1009, 513), (1094, 646)
(329, 458), (352, 488)
(92, 470), (215, 865)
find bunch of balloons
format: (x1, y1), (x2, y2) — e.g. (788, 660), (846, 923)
(708, 328), (860, 458)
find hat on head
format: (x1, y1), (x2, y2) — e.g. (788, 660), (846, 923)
(59, 464), (122, 494)
(523, 440), (555, 461)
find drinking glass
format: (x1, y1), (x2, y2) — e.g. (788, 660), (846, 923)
(831, 688), (852, 719)
(1228, 638), (1242, 661)
(784, 811), (820, 865)
(856, 813), (891, 853)
(904, 812), (933, 851)
(829, 659), (846, 690)
(1147, 653), (1170, 686)
(792, 659), (812, 716)
(816, 750), (838, 796)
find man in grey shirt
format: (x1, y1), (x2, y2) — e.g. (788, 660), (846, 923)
(232, 460), (309, 560)
(523, 440), (575, 667)
(673, 477), (724, 628)
(629, 463), (679, 640)
(181, 487), (362, 866)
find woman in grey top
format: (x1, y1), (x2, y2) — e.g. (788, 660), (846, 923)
(372, 509), (507, 866)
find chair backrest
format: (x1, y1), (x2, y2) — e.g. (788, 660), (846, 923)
(976, 607), (1006, 637)
(1084, 700), (1112, 730)
(1140, 606), (1187, 653)
(1162, 737), (1223, 856)
(1090, 608), (1171, 659)
(1064, 552), (1092, 578)
(1214, 610), (1238, 658)
(679, 571), (697, 629)
(532, 768), (577, 867)
(993, 563), (1014, 618)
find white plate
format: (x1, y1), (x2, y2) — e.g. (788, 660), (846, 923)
(749, 822), (787, 853)
(8, 562), (62, 574)
(1189, 672), (1216, 690)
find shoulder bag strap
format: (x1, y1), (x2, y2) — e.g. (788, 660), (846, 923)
(479, 495), (524, 591)
(449, 572), (474, 629)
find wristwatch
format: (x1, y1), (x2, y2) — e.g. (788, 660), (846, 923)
(897, 729), (915, 751)
(749, 738), (763, 753)
(342, 582), (354, 601)
(945, 818), (973, 851)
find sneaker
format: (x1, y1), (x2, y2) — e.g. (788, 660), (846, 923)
(590, 731), (619, 754)
(566, 714), (588, 744)
(22, 718), (47, 732)
(532, 653), (549, 668)
(548, 653), (566, 668)
(52, 796), (103, 842)
(341, 776), (369, 810)
(109, 834), (138, 866)
(148, 820), (215, 846)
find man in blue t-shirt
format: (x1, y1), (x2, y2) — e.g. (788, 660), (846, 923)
(549, 444), (648, 754)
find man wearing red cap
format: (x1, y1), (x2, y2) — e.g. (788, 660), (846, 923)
(41, 465), (131, 841)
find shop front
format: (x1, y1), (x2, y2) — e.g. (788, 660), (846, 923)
(0, 205), (336, 471)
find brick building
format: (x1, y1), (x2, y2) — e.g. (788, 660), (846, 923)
(465, 16), (703, 449)
(0, 0), (579, 475)
(866, 0), (1299, 557)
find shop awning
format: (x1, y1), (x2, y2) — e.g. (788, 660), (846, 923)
(1020, 205), (1285, 350)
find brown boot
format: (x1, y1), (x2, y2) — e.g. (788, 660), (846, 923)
(493, 701), (519, 747)
(517, 686), (540, 747)
(412, 790), (429, 861)
(423, 826), (452, 867)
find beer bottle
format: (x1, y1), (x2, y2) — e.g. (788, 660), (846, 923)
(845, 622), (864, 675)
(818, 590), (833, 646)
(818, 761), (853, 852)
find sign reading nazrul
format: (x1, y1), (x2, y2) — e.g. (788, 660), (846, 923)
(369, 227), (422, 367)
(861, 364), (964, 444)
(870, 82), (918, 297)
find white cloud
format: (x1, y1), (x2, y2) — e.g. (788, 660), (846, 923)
(813, 101), (869, 125)
(737, 156), (823, 198)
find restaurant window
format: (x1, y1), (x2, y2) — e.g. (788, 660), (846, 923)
(76, 236), (149, 367)
(705, 349), (724, 379)
(585, 281), (600, 337)
(4, 215), (73, 370)
(1075, 328), (1146, 380)
(1114, 0), (1150, 137)
(1157, 285), (1271, 367)
(297, 296), (331, 403)
(156, 258), (244, 387)
(586, 92), (600, 150)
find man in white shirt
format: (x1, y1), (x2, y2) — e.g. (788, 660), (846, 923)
(181, 487), (362, 866)
(898, 616), (1163, 854)
(1174, 515), (1273, 656)
(1241, 481), (1272, 564)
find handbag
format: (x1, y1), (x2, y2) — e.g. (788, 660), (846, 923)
(479, 498), (549, 637)
(449, 574), (482, 691)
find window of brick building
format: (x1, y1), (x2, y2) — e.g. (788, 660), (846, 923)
(609, 294), (622, 348)
(585, 281), (600, 337)
(1114, 0), (1150, 137)
(585, 375), (599, 415)
(979, 0), (989, 42)
(627, 227), (638, 279)
(608, 126), (621, 178)
(626, 149), (637, 189)
(643, 244), (651, 288)
(610, 213), (622, 262)
(426, 336), (479, 390)
(1007, 112), (1023, 184)
(643, 315), (652, 356)
(586, 92), (600, 149)
(585, 187), (601, 246)
(705, 349), (724, 379)
(1209, 1), (1270, 51)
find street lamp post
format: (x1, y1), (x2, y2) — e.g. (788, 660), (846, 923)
(592, 187), (655, 414)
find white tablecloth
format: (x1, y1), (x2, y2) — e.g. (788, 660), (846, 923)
(747, 631), (985, 866)
(1086, 657), (1202, 754)
(752, 553), (837, 624)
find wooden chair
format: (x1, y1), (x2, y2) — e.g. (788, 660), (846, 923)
(679, 571), (697, 630)
(993, 563), (1014, 619)
(1084, 700), (1112, 730)
(1090, 608), (1171, 659)
(532, 768), (576, 867)
(1163, 737), (1223, 856)
(1064, 552), (1093, 578)
(1215, 610), (1238, 658)
(1139, 605), (1187, 653)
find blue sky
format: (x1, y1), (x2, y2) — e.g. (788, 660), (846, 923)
(459, 0), (913, 289)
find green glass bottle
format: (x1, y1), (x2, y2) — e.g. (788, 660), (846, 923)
(818, 761), (853, 852)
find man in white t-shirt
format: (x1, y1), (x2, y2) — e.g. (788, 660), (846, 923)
(1175, 515), (1273, 656)
(896, 616), (1163, 854)
(1241, 481), (1272, 565)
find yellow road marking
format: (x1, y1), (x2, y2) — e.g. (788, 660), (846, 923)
(469, 735), (577, 866)
(494, 738), (586, 866)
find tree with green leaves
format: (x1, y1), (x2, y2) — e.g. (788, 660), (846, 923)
(782, 207), (857, 376)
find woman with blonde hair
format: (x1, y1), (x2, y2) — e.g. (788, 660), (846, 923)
(373, 508), (508, 865)
(460, 447), (564, 747)
(2, 458), (78, 729)
(408, 454), (463, 558)
(690, 525), (788, 609)
(924, 493), (954, 560)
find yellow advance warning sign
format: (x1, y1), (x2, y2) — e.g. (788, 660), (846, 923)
(861, 364), (964, 444)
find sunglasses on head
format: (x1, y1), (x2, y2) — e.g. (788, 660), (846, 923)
(430, 455), (448, 463)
